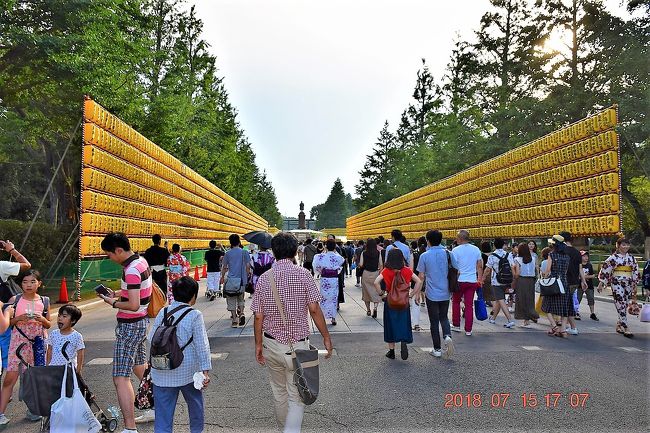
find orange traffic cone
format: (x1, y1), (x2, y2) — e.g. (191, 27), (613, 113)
(194, 266), (200, 281)
(202, 264), (208, 278)
(58, 277), (69, 303)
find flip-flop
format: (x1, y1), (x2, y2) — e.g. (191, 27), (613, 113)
(400, 342), (408, 360)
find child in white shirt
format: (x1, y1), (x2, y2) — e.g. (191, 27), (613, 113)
(46, 304), (85, 373)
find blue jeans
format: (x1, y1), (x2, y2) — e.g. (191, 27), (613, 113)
(153, 383), (204, 433)
(0, 328), (11, 369)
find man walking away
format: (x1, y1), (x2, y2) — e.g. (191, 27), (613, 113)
(143, 234), (170, 296)
(450, 230), (484, 335)
(98, 232), (153, 432)
(302, 239), (317, 276)
(484, 238), (515, 328)
(204, 241), (224, 300)
(559, 231), (586, 334)
(354, 240), (365, 287)
(417, 230), (454, 358)
(252, 233), (333, 433)
(385, 229), (414, 269)
(220, 234), (251, 327)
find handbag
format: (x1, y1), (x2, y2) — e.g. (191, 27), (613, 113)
(269, 271), (320, 405)
(224, 249), (247, 296)
(536, 277), (565, 296)
(474, 287), (488, 321)
(134, 365), (154, 410)
(50, 362), (102, 433)
(147, 281), (167, 318)
(446, 250), (459, 293)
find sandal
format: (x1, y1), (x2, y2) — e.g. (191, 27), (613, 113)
(367, 310), (371, 316)
(555, 330), (568, 338)
(372, 309), (377, 318)
(547, 326), (558, 336)
(623, 330), (634, 338)
(616, 323), (625, 334)
(413, 325), (421, 331)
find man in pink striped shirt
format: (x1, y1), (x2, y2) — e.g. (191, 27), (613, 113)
(99, 233), (152, 433)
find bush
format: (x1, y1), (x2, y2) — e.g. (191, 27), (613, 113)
(0, 219), (74, 276)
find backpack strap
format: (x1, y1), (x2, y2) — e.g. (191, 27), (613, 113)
(173, 306), (195, 350)
(163, 305), (188, 325)
(12, 293), (22, 317)
(42, 296), (49, 317)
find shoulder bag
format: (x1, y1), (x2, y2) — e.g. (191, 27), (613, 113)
(224, 249), (247, 296)
(536, 276), (565, 296)
(446, 250), (459, 293)
(474, 287), (488, 321)
(269, 271), (320, 405)
(147, 281), (167, 318)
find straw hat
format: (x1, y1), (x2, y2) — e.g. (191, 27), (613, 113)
(551, 234), (565, 244)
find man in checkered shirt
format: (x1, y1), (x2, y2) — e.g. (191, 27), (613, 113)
(251, 232), (333, 433)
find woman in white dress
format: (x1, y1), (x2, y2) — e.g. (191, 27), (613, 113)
(313, 239), (345, 325)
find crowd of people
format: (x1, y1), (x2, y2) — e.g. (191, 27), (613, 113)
(0, 229), (646, 433)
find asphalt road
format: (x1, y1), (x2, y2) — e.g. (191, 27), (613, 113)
(2, 274), (648, 433)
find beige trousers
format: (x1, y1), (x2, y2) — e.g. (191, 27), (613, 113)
(263, 335), (309, 432)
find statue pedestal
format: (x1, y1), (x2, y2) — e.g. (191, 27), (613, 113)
(298, 211), (306, 230)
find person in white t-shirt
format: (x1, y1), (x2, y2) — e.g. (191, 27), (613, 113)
(449, 230), (483, 336)
(46, 304), (85, 373)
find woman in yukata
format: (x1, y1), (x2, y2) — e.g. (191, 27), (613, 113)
(313, 239), (345, 326)
(597, 237), (641, 338)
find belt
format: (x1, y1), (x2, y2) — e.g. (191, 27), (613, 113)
(263, 332), (307, 343)
(612, 270), (632, 277)
(320, 269), (339, 278)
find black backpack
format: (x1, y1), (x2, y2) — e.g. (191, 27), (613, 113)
(0, 274), (21, 303)
(150, 305), (194, 370)
(253, 260), (273, 277)
(492, 252), (513, 285)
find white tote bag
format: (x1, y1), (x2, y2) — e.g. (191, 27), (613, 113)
(50, 364), (101, 433)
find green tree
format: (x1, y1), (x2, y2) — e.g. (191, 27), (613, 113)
(311, 179), (353, 229)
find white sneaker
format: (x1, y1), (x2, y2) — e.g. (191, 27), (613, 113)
(121, 429), (139, 433)
(488, 318), (496, 324)
(504, 321), (515, 328)
(444, 336), (455, 358)
(135, 409), (155, 423)
(430, 349), (442, 357)
(465, 331), (472, 336)
(565, 327), (579, 335)
(451, 326), (461, 333)
(0, 414), (10, 425)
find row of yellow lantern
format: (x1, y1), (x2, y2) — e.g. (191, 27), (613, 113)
(350, 172), (620, 231)
(352, 108), (618, 222)
(83, 122), (265, 228)
(80, 190), (256, 233)
(82, 99), (265, 226)
(80, 236), (224, 257)
(353, 190), (619, 235)
(80, 212), (243, 241)
(348, 215), (620, 241)
(81, 147), (265, 230)
(350, 151), (618, 230)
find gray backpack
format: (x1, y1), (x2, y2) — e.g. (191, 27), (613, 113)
(150, 305), (194, 370)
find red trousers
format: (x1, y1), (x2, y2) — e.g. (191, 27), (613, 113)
(452, 282), (479, 332)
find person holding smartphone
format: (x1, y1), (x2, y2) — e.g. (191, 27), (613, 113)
(99, 233), (154, 432)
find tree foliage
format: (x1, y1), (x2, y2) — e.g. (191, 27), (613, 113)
(311, 179), (355, 230)
(354, 0), (649, 241)
(0, 0), (281, 230)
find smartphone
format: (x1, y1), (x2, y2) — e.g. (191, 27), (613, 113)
(94, 284), (112, 297)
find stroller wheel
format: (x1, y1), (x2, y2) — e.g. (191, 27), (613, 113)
(106, 418), (118, 432)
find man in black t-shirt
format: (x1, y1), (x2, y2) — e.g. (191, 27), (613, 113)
(142, 234), (170, 294)
(559, 231), (587, 332)
(204, 240), (224, 299)
(578, 251), (598, 321)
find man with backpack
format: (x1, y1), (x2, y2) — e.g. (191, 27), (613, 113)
(450, 230), (484, 335)
(0, 240), (30, 373)
(484, 238), (515, 328)
(302, 239), (318, 276)
(148, 276), (211, 433)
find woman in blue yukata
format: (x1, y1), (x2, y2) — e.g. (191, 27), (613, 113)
(313, 239), (345, 326)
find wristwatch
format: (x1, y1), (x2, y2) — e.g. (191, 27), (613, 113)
(112, 300), (118, 308)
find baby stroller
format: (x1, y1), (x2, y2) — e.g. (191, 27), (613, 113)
(17, 342), (118, 432)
